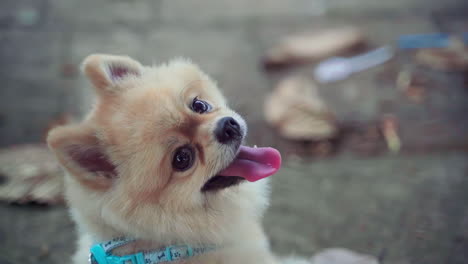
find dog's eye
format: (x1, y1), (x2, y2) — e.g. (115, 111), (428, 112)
(191, 98), (211, 114)
(172, 145), (195, 171)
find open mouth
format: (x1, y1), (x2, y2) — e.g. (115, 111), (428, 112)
(201, 176), (245, 192)
(201, 146), (282, 192)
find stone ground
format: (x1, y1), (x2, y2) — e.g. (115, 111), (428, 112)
(1, 0), (468, 263)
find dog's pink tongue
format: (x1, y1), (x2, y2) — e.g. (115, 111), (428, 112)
(218, 146), (281, 182)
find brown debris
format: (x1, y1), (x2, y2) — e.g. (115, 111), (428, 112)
(381, 114), (401, 153)
(264, 76), (337, 141)
(414, 39), (468, 71)
(396, 70), (427, 103)
(0, 144), (64, 205)
(38, 245), (50, 258)
(310, 141), (334, 157)
(263, 26), (366, 67)
(404, 84), (425, 103)
(342, 122), (385, 156)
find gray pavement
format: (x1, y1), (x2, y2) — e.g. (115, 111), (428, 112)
(1, 0), (468, 263)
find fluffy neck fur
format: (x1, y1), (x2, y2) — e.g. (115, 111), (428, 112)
(65, 174), (280, 264)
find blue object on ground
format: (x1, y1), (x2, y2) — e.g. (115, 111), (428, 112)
(398, 33), (468, 50)
(398, 33), (451, 49)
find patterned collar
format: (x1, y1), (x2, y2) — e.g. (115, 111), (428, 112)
(89, 237), (216, 264)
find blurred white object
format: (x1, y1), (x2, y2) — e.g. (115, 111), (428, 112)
(314, 46), (394, 83)
(310, 248), (379, 264)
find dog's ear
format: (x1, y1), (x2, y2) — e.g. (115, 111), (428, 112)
(81, 54), (143, 95)
(47, 124), (116, 190)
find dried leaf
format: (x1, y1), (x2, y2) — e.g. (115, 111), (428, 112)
(310, 248), (379, 264)
(263, 26), (366, 67)
(414, 46), (468, 71)
(264, 76), (337, 140)
(381, 115), (401, 153)
(0, 144), (64, 205)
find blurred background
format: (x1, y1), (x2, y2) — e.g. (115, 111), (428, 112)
(1, 0), (468, 263)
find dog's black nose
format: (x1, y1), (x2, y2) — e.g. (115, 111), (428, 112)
(215, 117), (242, 144)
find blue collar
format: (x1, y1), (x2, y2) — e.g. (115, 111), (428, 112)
(89, 237), (216, 264)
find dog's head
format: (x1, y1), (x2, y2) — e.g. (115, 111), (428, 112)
(47, 54), (281, 242)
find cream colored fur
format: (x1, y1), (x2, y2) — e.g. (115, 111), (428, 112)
(47, 54), (310, 264)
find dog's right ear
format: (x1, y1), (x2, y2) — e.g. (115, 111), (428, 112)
(81, 54), (143, 96)
(47, 124), (116, 191)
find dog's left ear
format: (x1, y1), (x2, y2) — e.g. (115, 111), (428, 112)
(81, 54), (143, 96)
(47, 124), (116, 191)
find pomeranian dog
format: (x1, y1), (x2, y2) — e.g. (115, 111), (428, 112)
(47, 54), (309, 264)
